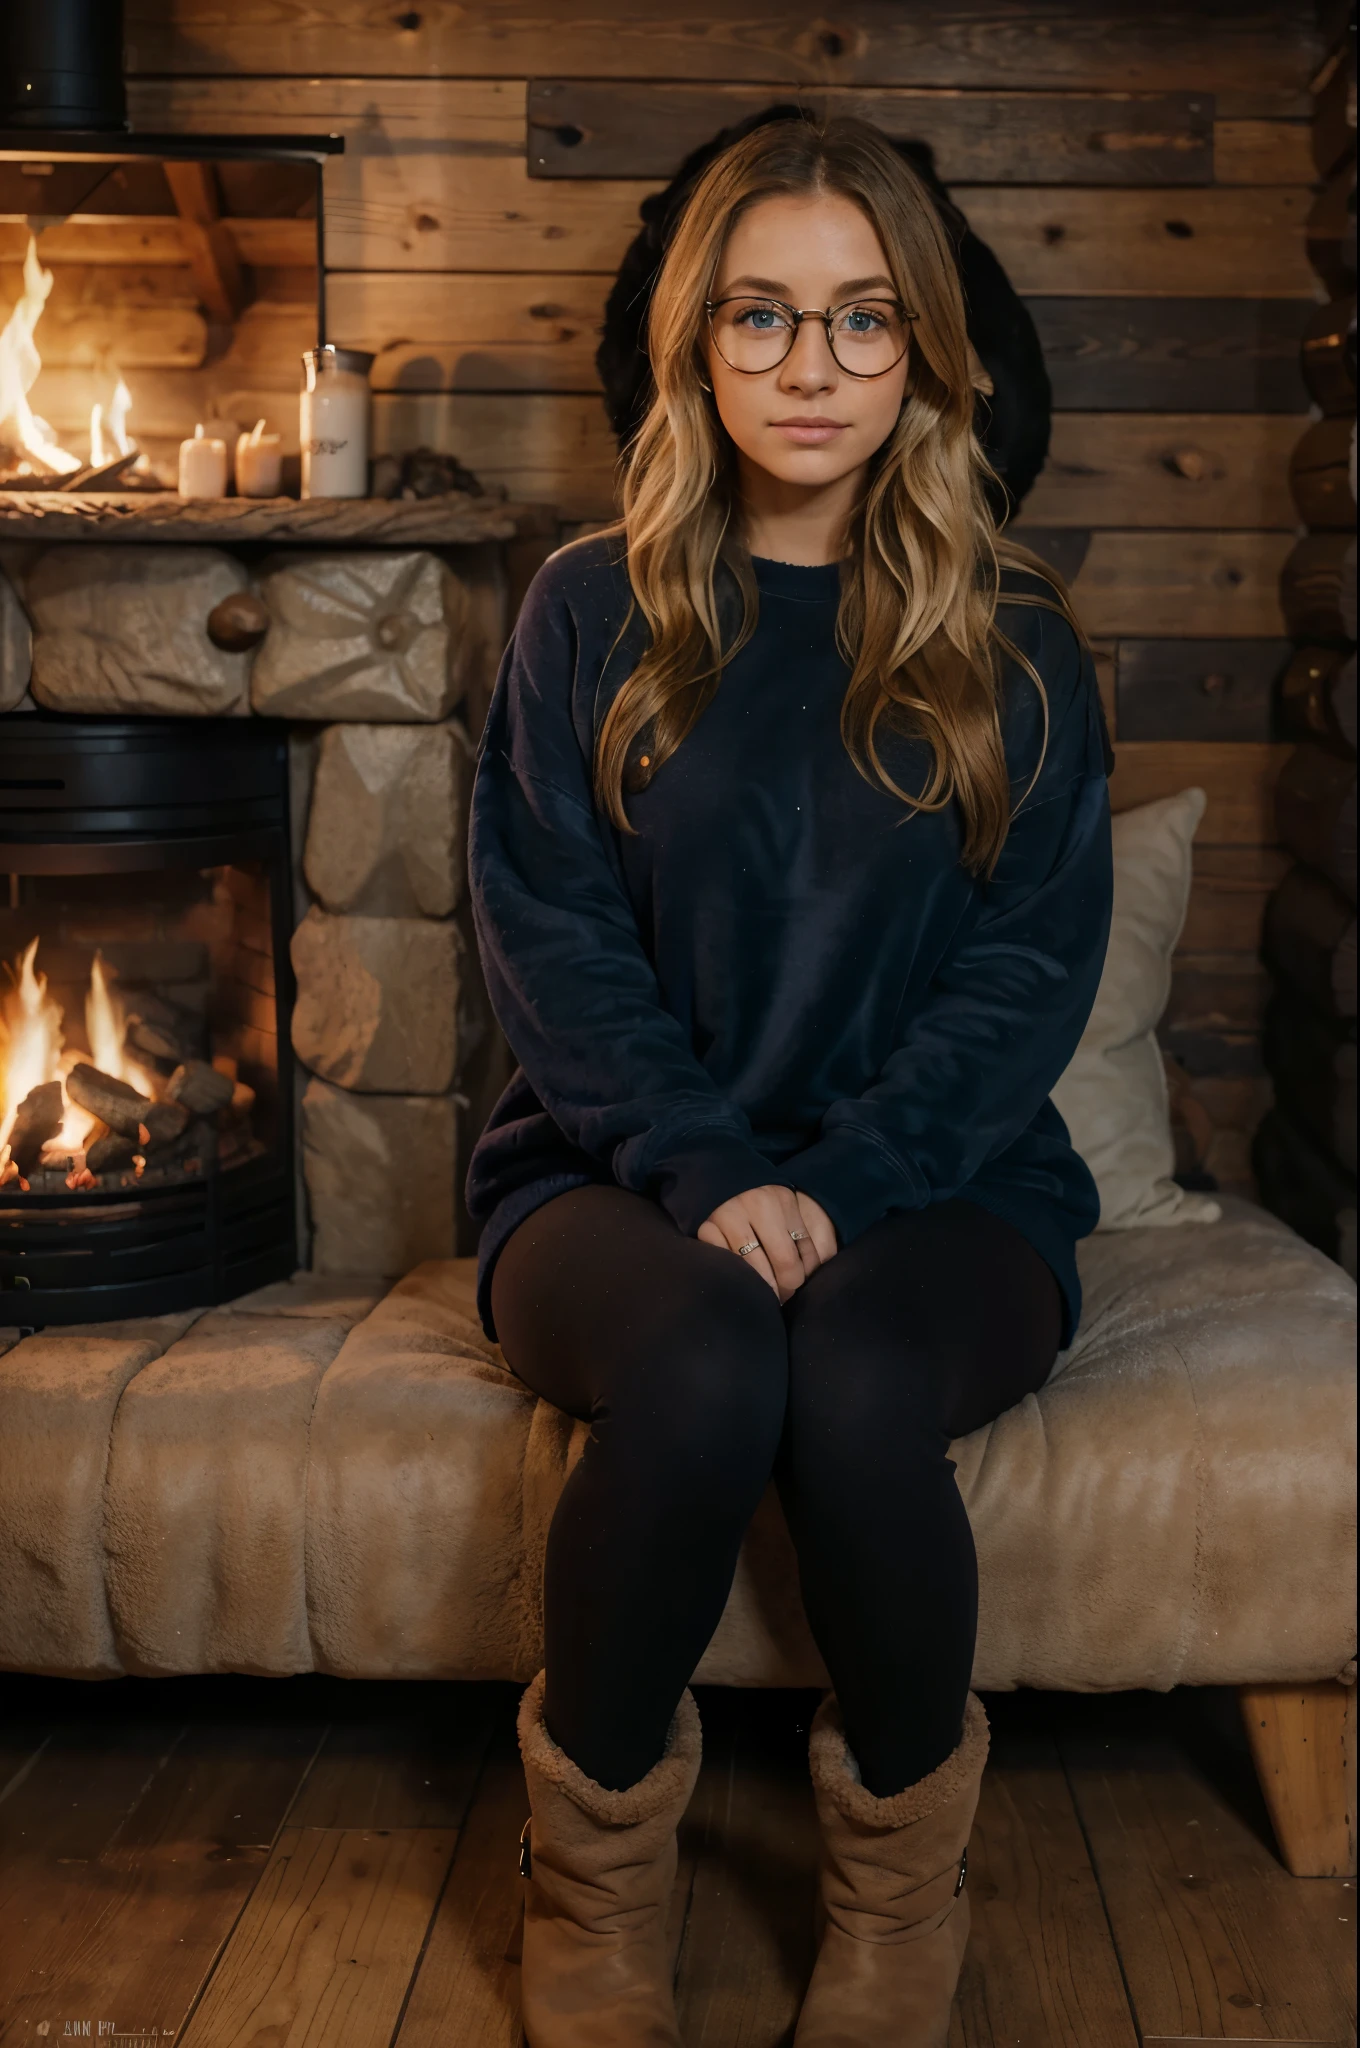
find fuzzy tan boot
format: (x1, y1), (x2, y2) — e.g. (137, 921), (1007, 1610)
(794, 1691), (989, 2048)
(515, 1670), (701, 2048)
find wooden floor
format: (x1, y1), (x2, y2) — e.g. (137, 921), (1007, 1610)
(0, 1675), (1353, 2047)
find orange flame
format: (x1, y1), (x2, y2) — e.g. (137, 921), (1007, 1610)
(0, 237), (81, 476)
(87, 953), (128, 1079)
(0, 939), (63, 1151)
(0, 235), (139, 477)
(0, 942), (155, 1182)
(89, 378), (135, 469)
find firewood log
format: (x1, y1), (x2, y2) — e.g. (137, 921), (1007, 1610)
(126, 1015), (197, 1066)
(217, 1077), (257, 1127)
(123, 988), (179, 1030)
(139, 1113), (215, 1171)
(86, 1125), (137, 1174)
(65, 1063), (151, 1139)
(183, 1118), (218, 1170)
(65, 1068), (189, 1150)
(166, 1060), (234, 1116)
(139, 1101), (191, 1148)
(6, 1080), (63, 1178)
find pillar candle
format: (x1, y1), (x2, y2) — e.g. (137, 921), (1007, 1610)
(178, 423), (227, 499)
(236, 419), (283, 498)
(201, 416), (240, 489)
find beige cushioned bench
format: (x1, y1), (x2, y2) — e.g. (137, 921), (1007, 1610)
(1, 1197), (1353, 1703)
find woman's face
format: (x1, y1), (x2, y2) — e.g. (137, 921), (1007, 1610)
(704, 190), (911, 493)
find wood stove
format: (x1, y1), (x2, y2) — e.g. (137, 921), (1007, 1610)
(0, 713), (296, 1322)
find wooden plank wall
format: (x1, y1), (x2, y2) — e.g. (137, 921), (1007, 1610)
(120, 0), (1331, 1194)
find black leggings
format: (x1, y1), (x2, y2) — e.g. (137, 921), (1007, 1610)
(491, 1184), (1061, 1797)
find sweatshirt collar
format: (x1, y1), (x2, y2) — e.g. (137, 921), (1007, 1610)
(751, 555), (844, 604)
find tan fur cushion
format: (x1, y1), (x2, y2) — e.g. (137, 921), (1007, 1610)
(0, 1205), (1351, 1693)
(0, 1313), (200, 1677)
(104, 1313), (351, 1675)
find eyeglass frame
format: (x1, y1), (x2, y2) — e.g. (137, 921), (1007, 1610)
(704, 291), (919, 379)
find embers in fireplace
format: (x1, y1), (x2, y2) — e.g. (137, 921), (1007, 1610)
(0, 863), (274, 1197)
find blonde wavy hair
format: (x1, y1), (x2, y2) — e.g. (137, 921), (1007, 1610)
(593, 115), (1086, 876)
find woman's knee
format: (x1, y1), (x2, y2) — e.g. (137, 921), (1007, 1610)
(608, 1252), (789, 1481)
(786, 1289), (944, 1464)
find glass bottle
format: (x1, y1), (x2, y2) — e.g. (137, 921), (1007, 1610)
(300, 346), (374, 499)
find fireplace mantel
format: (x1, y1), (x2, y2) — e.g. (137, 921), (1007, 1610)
(0, 492), (554, 547)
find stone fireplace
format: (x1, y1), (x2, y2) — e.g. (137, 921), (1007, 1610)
(1, 712), (295, 1319)
(0, 72), (551, 1327)
(0, 492), (549, 1325)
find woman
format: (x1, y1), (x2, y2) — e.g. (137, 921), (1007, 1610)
(466, 116), (1112, 2048)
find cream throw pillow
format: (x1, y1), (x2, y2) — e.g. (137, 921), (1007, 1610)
(1052, 787), (1222, 1230)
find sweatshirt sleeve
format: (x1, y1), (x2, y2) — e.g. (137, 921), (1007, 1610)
(788, 607), (1113, 1246)
(468, 552), (787, 1232)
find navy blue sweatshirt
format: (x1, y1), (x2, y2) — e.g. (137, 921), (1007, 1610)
(466, 536), (1113, 1349)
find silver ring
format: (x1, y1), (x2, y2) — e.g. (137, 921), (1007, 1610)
(789, 1228), (808, 1242)
(736, 1239), (760, 1257)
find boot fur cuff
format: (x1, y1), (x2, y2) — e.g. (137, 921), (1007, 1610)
(516, 1669), (702, 1827)
(809, 1691), (989, 1829)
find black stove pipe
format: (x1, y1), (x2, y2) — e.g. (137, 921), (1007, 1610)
(0, 0), (126, 131)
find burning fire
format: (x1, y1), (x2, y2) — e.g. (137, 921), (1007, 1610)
(0, 941), (62, 1139)
(90, 378), (135, 469)
(0, 940), (154, 1187)
(0, 233), (139, 479)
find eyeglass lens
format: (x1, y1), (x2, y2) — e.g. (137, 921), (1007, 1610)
(708, 298), (909, 376)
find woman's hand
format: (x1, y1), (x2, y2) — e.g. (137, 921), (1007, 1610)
(698, 1185), (839, 1301)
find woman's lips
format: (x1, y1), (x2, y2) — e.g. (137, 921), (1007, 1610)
(768, 418), (847, 445)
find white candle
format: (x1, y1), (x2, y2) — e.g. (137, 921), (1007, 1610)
(235, 419), (283, 498)
(178, 423), (227, 499)
(201, 416), (240, 488)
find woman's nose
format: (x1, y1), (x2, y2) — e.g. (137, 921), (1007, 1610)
(777, 319), (838, 393)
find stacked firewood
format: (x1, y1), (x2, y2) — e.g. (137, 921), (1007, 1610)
(2, 1044), (255, 1195)
(1256, 22), (1357, 1277)
(2, 1081), (64, 1186)
(66, 1059), (229, 1179)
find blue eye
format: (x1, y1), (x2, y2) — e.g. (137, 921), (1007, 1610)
(843, 307), (885, 333)
(737, 304), (780, 330)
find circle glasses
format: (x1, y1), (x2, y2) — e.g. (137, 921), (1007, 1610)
(705, 294), (917, 378)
